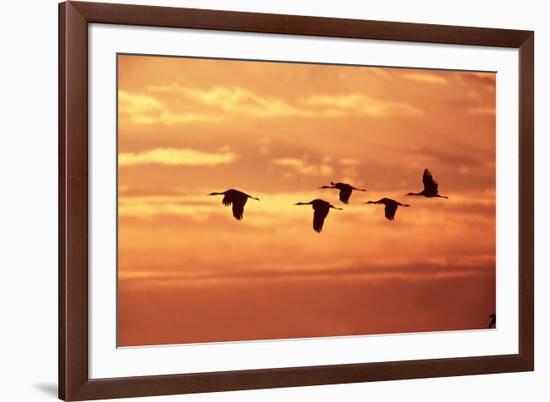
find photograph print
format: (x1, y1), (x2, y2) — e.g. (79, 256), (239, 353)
(117, 54), (496, 347)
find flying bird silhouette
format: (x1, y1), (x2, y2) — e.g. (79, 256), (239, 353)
(366, 198), (410, 221)
(295, 199), (342, 233)
(488, 313), (496, 329)
(320, 181), (367, 204)
(208, 189), (260, 220)
(407, 169), (449, 199)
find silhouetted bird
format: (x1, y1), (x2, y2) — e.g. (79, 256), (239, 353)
(366, 198), (410, 221)
(488, 313), (496, 329)
(407, 169), (449, 199)
(295, 199), (342, 233)
(208, 189), (259, 220)
(320, 181), (367, 204)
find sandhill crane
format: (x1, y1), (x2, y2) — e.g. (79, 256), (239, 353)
(295, 199), (342, 233)
(488, 313), (496, 329)
(407, 169), (449, 199)
(320, 181), (367, 204)
(208, 189), (260, 220)
(366, 198), (410, 221)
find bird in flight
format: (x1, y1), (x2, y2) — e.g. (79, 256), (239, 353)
(320, 181), (367, 204)
(365, 198), (410, 221)
(407, 169), (449, 199)
(295, 199), (342, 233)
(208, 189), (260, 220)
(488, 313), (496, 329)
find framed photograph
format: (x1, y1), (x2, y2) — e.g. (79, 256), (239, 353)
(59, 1), (534, 400)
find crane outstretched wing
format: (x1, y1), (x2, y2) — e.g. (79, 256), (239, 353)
(384, 203), (398, 221)
(221, 193), (232, 206)
(231, 197), (247, 220)
(422, 169), (439, 196)
(313, 205), (330, 232)
(339, 186), (353, 204)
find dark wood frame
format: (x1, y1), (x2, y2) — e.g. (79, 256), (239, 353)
(59, 1), (534, 400)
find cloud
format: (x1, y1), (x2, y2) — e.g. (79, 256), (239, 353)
(271, 158), (333, 176)
(339, 158), (360, 166)
(467, 106), (496, 115)
(403, 73), (448, 84)
(149, 84), (310, 118)
(365, 67), (392, 79)
(302, 94), (422, 117)
(119, 259), (494, 286)
(461, 72), (496, 86)
(155, 112), (223, 125)
(119, 148), (237, 167)
(119, 90), (222, 125)
(409, 145), (482, 166)
(137, 84), (423, 122)
(119, 195), (216, 221)
(119, 90), (163, 114)
(457, 72), (496, 93)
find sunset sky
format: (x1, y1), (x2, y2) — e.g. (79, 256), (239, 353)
(117, 54), (496, 347)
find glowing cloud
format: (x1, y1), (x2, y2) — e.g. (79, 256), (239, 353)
(339, 158), (361, 166)
(149, 84), (310, 118)
(119, 195), (215, 220)
(119, 90), (163, 114)
(118, 90), (222, 125)
(147, 85), (422, 120)
(302, 94), (422, 117)
(119, 148), (237, 167)
(365, 67), (392, 79)
(467, 107), (496, 115)
(403, 73), (449, 84)
(271, 158), (333, 176)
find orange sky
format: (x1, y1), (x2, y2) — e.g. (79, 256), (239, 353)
(117, 54), (496, 347)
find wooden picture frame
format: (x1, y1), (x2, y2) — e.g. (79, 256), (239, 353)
(59, 1), (534, 400)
